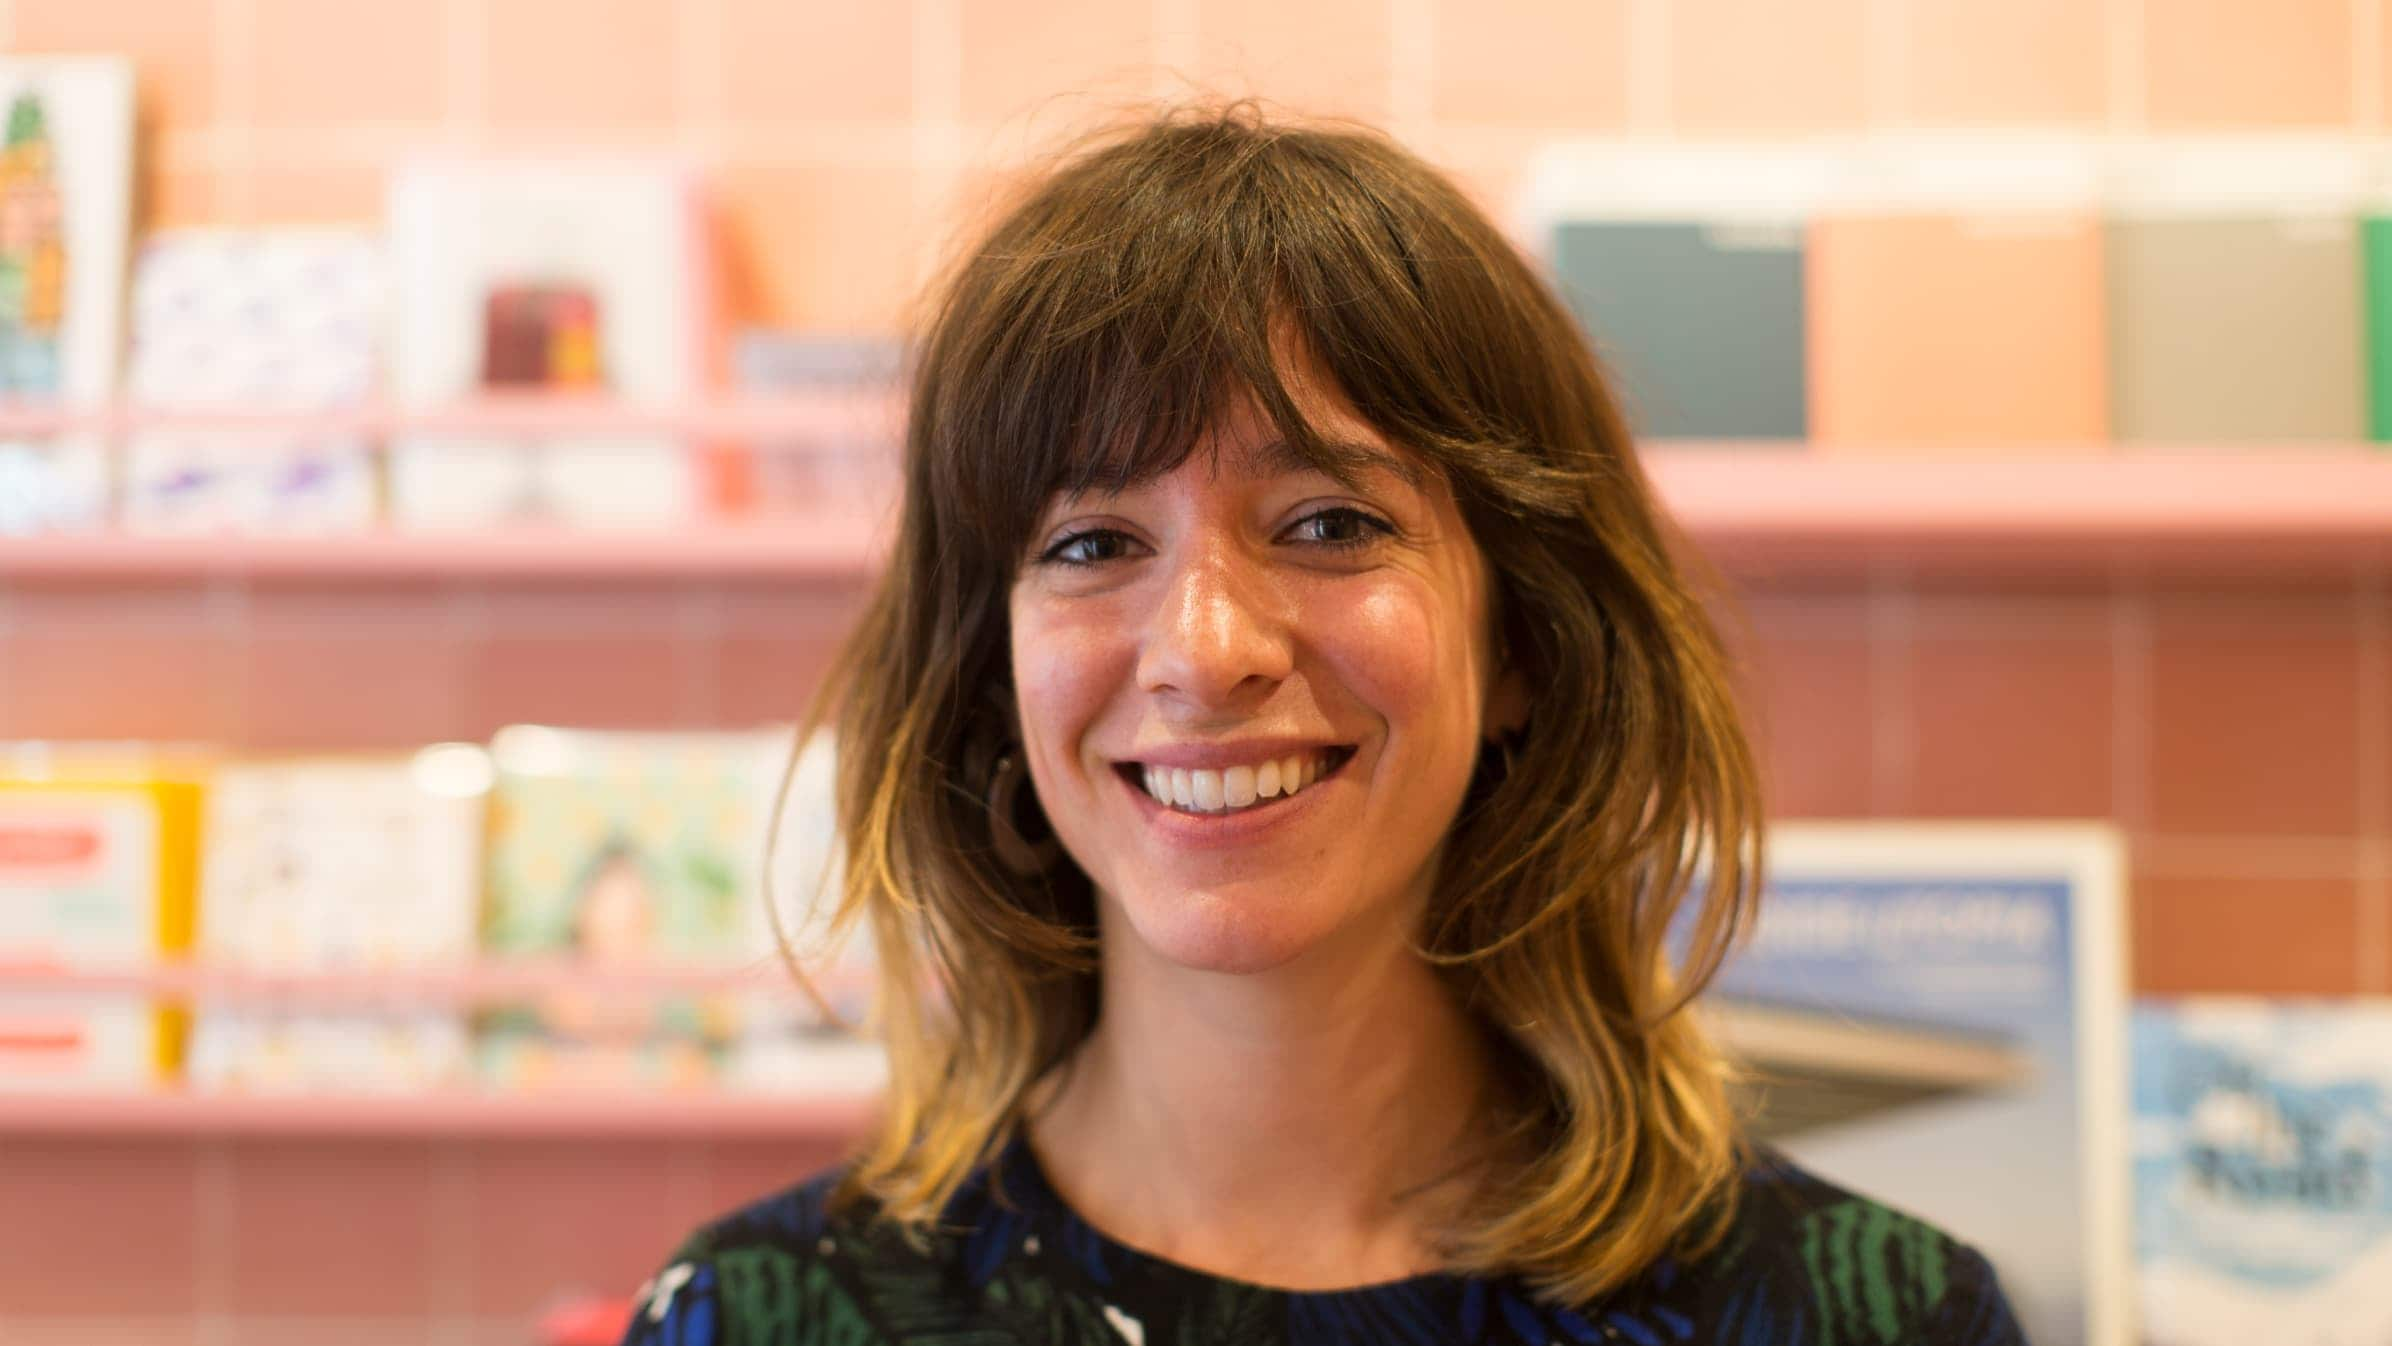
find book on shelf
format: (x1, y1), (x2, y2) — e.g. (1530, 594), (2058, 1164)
(384, 159), (717, 530)
(118, 229), (383, 533)
(729, 726), (881, 1094)
(0, 56), (132, 535)
(2133, 999), (2392, 1346)
(184, 745), (490, 1093)
(0, 743), (203, 1088)
(0, 727), (884, 1099)
(477, 724), (870, 1093)
(1703, 821), (2131, 1346)
(730, 330), (904, 522)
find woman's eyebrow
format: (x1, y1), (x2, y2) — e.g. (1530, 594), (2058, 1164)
(1241, 436), (1430, 489)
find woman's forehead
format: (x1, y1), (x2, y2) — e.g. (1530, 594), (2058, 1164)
(1073, 368), (1430, 489)
(1051, 424), (1432, 508)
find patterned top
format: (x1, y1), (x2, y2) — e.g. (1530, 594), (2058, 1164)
(621, 1139), (2027, 1346)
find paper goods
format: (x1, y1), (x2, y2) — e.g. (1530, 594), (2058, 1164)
(478, 726), (794, 1090)
(184, 747), (489, 1092)
(0, 748), (202, 1087)
(2133, 1000), (2392, 1346)
(1705, 821), (2132, 1346)
(385, 160), (710, 529)
(119, 230), (382, 532)
(0, 57), (132, 534)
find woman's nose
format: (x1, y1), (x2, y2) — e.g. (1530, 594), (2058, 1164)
(1134, 543), (1294, 709)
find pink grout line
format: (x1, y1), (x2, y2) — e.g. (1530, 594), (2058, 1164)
(1862, 0), (1908, 129)
(195, 1141), (236, 1341)
(2357, 0), (2385, 132)
(0, 392), (902, 441)
(2357, 566), (2390, 990)
(1626, 0), (1670, 134)
(2106, 0), (2148, 131)
(2109, 583), (2154, 836)
(2134, 832), (2378, 879)
(431, 1143), (478, 1321)
(1867, 569), (1915, 816)
(0, 581), (13, 737)
(678, 589), (727, 728)
(212, 580), (252, 749)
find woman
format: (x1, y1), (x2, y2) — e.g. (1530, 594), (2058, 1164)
(625, 104), (2024, 1345)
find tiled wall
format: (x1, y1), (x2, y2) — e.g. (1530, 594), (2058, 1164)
(15, 0), (2392, 330)
(0, 1132), (849, 1345)
(0, 580), (870, 746)
(1731, 577), (2392, 996)
(6, 0), (2390, 1339)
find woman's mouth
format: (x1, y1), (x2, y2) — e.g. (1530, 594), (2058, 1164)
(1116, 747), (1356, 817)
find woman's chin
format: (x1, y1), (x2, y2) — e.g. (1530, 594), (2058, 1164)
(1110, 888), (1338, 977)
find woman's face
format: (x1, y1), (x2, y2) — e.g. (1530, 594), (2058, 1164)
(1008, 367), (1517, 977)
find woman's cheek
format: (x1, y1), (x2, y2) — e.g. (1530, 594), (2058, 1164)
(1331, 582), (1470, 730)
(1009, 601), (1132, 796)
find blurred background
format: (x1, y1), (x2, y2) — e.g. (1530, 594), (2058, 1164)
(0, 1), (2387, 1344)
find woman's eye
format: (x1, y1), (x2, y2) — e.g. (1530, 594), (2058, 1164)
(1286, 507), (1393, 551)
(1038, 528), (1137, 567)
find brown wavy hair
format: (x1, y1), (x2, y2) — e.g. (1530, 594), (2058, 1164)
(784, 100), (1765, 1306)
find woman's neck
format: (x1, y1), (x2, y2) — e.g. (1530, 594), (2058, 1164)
(1025, 905), (1499, 1290)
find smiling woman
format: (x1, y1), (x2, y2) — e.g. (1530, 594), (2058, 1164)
(621, 103), (2026, 1346)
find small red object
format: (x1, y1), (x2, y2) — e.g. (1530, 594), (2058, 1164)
(536, 1294), (636, 1346)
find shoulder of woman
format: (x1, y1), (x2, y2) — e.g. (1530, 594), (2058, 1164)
(1654, 1149), (2027, 1346)
(619, 1164), (914, 1346)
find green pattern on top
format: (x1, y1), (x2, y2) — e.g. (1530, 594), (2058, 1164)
(623, 1143), (2029, 1346)
(1798, 1199), (1966, 1346)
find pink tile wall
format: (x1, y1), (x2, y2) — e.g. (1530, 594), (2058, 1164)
(1665, 0), (1873, 133)
(720, 1), (915, 126)
(249, 0), (448, 131)
(1725, 574), (2392, 998)
(1429, 0), (1630, 129)
(2142, 0), (2356, 128)
(1903, 0), (2107, 126)
(0, 1133), (847, 1342)
(482, 0), (686, 138)
(0, 1138), (203, 1316)
(13, 0), (2380, 323)
(1188, 0), (1396, 124)
(0, 579), (871, 747)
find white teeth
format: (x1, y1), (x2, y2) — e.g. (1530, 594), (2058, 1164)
(1135, 751), (1338, 814)
(1223, 764), (1257, 808)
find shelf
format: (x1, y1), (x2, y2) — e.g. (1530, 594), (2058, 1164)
(0, 520), (889, 581)
(0, 962), (882, 1137)
(0, 1088), (880, 1139)
(0, 959), (871, 1007)
(4, 443), (2389, 582)
(0, 390), (902, 440)
(1644, 445), (2392, 580)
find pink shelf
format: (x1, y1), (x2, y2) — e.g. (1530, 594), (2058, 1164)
(1643, 445), (2392, 579)
(0, 964), (880, 1136)
(0, 520), (890, 580)
(0, 1088), (879, 1138)
(0, 959), (869, 1007)
(0, 390), (902, 440)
